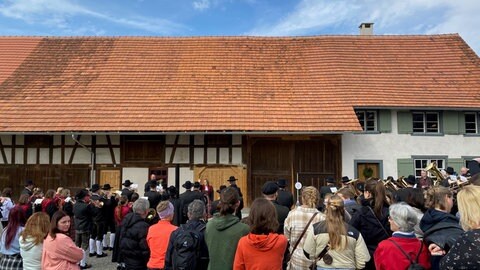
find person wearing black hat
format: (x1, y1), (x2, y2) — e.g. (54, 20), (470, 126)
(179, 181), (204, 224)
(320, 176), (337, 199)
(101, 184), (118, 252)
(73, 189), (93, 269)
(88, 193), (108, 258)
(121, 180), (134, 201)
(144, 173), (158, 193)
(145, 181), (162, 213)
(340, 176), (351, 189)
(276, 179), (294, 209)
(210, 185), (227, 216)
(21, 179), (34, 197)
(393, 175), (418, 203)
(262, 181), (289, 234)
(227, 176), (244, 220)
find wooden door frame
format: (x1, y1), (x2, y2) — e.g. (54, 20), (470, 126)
(354, 160), (383, 180)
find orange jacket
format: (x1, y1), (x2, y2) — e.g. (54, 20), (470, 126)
(146, 220), (178, 268)
(234, 233), (288, 270)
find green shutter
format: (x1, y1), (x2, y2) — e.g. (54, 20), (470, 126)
(397, 111), (413, 134)
(443, 111), (460, 135)
(397, 158), (414, 177)
(459, 112), (466, 134)
(378, 110), (392, 133)
(447, 158), (464, 172)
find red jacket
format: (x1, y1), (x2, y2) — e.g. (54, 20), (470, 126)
(374, 234), (431, 270)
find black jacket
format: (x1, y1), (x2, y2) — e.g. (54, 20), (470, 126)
(119, 212), (150, 270)
(165, 220), (209, 270)
(179, 191), (205, 224)
(72, 200), (93, 232)
(420, 208), (463, 251)
(272, 200), (289, 234)
(277, 189), (294, 209)
(145, 190), (162, 210)
(349, 199), (391, 256)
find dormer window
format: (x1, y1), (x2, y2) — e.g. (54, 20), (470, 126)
(356, 110), (377, 131)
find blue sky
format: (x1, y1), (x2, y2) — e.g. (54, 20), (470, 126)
(0, 0), (479, 54)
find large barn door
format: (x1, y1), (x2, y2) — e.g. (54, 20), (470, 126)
(193, 166), (247, 204)
(99, 169), (121, 191)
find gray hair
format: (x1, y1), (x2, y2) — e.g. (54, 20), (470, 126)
(133, 198), (150, 214)
(389, 202), (418, 232)
(188, 199), (205, 220)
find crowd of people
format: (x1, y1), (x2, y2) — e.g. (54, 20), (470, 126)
(0, 165), (478, 270)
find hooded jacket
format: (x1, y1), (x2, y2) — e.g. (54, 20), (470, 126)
(234, 233), (288, 270)
(19, 236), (42, 270)
(205, 213), (249, 270)
(420, 208), (463, 250)
(119, 212), (150, 270)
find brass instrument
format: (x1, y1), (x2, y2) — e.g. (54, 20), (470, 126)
(395, 176), (409, 189)
(346, 179), (363, 196)
(146, 208), (157, 223)
(450, 176), (471, 191)
(383, 179), (400, 191)
(425, 162), (445, 186)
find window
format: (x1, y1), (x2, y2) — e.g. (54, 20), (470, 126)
(414, 158), (445, 179)
(465, 112), (479, 134)
(356, 110), (377, 131)
(412, 112), (439, 133)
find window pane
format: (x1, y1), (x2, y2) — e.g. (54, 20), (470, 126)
(356, 111), (366, 131)
(412, 113), (424, 122)
(366, 112), (375, 120)
(465, 113), (476, 123)
(413, 122), (424, 132)
(426, 113), (438, 122)
(415, 160), (422, 168)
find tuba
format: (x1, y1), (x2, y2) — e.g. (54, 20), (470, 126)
(425, 162), (445, 186)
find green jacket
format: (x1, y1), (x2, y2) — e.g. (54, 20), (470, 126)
(205, 213), (249, 270)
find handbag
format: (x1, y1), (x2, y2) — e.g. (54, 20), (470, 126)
(309, 243), (330, 270)
(286, 212), (319, 265)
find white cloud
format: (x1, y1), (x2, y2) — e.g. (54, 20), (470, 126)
(247, 0), (479, 53)
(0, 0), (186, 34)
(193, 0), (211, 11)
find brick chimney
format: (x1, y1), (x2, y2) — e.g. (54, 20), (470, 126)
(359, 23), (374, 35)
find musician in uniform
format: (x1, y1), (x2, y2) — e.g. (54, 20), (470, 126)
(121, 180), (134, 201)
(320, 176), (337, 199)
(276, 179), (294, 209)
(101, 184), (117, 252)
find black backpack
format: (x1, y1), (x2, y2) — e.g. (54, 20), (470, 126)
(388, 239), (425, 270)
(172, 223), (206, 270)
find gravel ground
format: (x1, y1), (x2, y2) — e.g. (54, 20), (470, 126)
(88, 251), (118, 270)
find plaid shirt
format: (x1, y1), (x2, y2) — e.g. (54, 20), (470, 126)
(284, 206), (325, 270)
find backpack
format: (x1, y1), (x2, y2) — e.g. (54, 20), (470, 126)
(172, 223), (206, 270)
(388, 239), (425, 270)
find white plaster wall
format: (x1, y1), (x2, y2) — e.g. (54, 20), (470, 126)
(0, 135), (12, 145)
(53, 149), (61, 164)
(16, 135), (24, 145)
(64, 148), (91, 164)
(219, 148), (229, 164)
(232, 135), (242, 145)
(96, 148), (113, 164)
(27, 149), (36, 164)
(53, 135), (62, 146)
(207, 148), (216, 164)
(122, 167), (149, 193)
(166, 135), (189, 145)
(342, 110), (480, 178)
(232, 147), (242, 164)
(194, 148), (203, 163)
(39, 148), (49, 164)
(0, 149), (11, 164)
(167, 167), (194, 187)
(165, 147), (190, 163)
(15, 149), (23, 164)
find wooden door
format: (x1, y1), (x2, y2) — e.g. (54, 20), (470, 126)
(99, 169), (121, 192)
(193, 166), (247, 205)
(356, 163), (380, 180)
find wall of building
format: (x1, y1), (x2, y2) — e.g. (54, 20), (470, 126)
(342, 110), (480, 178)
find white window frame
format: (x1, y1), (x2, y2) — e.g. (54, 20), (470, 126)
(355, 110), (377, 132)
(464, 112), (479, 134)
(414, 158), (445, 179)
(412, 112), (440, 134)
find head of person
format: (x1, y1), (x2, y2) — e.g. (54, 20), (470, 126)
(44, 189), (55, 199)
(18, 193), (30, 205)
(301, 186), (320, 208)
(364, 179), (389, 218)
(49, 210), (71, 239)
(420, 170), (428, 178)
(388, 202), (418, 233)
(168, 186), (178, 199)
(56, 187), (64, 195)
(460, 167), (469, 176)
(118, 195), (128, 206)
(156, 200), (174, 221)
(150, 173), (157, 181)
(336, 188), (355, 201)
(130, 192), (139, 203)
(20, 212), (50, 246)
(404, 188), (425, 211)
(325, 195), (347, 250)
(456, 185), (480, 231)
(262, 181), (279, 200)
(60, 188), (70, 198)
(425, 186), (453, 213)
(187, 199), (206, 221)
(25, 180), (34, 190)
(247, 198), (278, 235)
(133, 198), (150, 219)
(193, 181), (201, 191)
(2, 187), (12, 198)
(3, 207), (26, 249)
(219, 187), (240, 216)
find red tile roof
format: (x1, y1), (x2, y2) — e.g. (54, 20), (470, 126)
(0, 35), (479, 133)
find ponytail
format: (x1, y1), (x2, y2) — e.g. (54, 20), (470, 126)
(325, 195), (347, 250)
(365, 179), (389, 218)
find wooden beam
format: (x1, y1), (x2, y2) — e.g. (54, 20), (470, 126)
(106, 135), (117, 165)
(0, 137), (8, 164)
(68, 135), (80, 165)
(11, 136), (15, 165)
(168, 135), (179, 164)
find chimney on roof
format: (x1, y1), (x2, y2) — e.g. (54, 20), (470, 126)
(359, 23), (374, 35)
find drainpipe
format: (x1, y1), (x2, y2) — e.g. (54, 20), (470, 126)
(72, 134), (95, 187)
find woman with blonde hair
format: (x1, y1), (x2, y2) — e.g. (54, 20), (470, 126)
(284, 186), (325, 270)
(304, 195), (370, 269)
(20, 212), (51, 270)
(440, 185), (480, 269)
(420, 186), (463, 269)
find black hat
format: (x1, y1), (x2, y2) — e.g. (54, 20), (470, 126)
(182, 181), (193, 189)
(149, 180), (158, 188)
(468, 159), (480, 175)
(405, 175), (416, 185)
(326, 176), (335, 183)
(277, 179), (287, 188)
(102, 184), (112, 190)
(262, 181), (279, 195)
(167, 186), (178, 197)
(446, 167), (455, 175)
(25, 179), (34, 187)
(90, 184), (100, 193)
(216, 185), (227, 193)
(91, 194), (101, 201)
(341, 176), (350, 183)
(227, 176), (237, 182)
(193, 182), (201, 189)
(75, 189), (89, 200)
(356, 182), (365, 192)
(122, 180), (133, 187)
